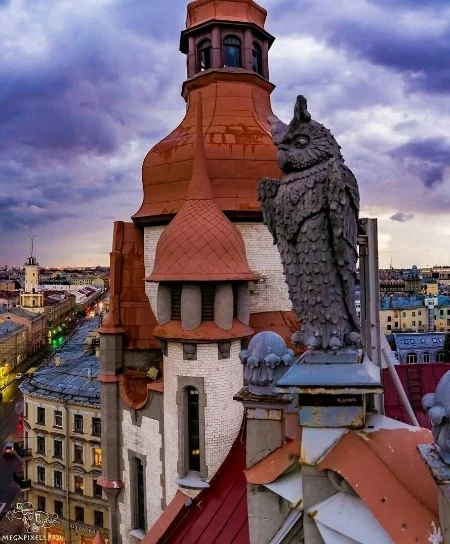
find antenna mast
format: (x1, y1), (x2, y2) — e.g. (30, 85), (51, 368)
(28, 235), (36, 259)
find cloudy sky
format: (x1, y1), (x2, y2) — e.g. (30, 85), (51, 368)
(1, 0), (449, 268)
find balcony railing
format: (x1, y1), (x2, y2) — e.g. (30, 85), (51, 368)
(13, 472), (31, 489)
(14, 442), (32, 460)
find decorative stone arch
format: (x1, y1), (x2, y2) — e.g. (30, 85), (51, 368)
(176, 376), (207, 481)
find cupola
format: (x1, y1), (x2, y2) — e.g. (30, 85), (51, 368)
(146, 95), (255, 342)
(133, 0), (280, 226)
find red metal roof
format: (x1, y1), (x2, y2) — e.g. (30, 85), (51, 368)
(383, 363), (450, 429)
(158, 428), (249, 544)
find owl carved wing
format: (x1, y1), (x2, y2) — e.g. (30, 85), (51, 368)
(327, 157), (360, 329)
(258, 177), (280, 244)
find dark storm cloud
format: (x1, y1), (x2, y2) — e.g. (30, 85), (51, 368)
(390, 212), (414, 223)
(389, 138), (450, 188)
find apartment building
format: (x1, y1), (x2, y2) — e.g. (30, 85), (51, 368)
(17, 318), (108, 544)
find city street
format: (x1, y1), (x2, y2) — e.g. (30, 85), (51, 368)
(0, 295), (107, 522)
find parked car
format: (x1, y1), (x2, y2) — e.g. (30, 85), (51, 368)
(15, 373), (23, 380)
(3, 441), (15, 457)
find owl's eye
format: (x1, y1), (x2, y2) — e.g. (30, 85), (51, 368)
(295, 136), (309, 148)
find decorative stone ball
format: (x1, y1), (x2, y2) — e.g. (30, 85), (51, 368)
(239, 331), (294, 388)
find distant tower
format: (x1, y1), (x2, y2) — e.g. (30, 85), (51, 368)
(390, 256), (393, 270)
(20, 236), (44, 311)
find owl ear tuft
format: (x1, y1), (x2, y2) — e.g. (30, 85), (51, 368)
(294, 95), (311, 123)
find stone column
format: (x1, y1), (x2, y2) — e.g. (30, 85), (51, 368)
(211, 27), (221, 68)
(188, 36), (196, 78)
(262, 40), (269, 80)
(243, 29), (253, 71)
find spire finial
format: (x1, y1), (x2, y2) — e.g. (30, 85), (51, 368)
(186, 93), (214, 200)
(28, 235), (36, 259)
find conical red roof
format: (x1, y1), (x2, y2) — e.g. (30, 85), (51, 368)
(147, 96), (258, 283)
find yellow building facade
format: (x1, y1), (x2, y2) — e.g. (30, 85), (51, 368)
(18, 319), (109, 544)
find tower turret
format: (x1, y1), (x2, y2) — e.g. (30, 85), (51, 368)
(20, 236), (44, 311)
(147, 96), (255, 501)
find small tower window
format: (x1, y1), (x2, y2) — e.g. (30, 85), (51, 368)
(223, 36), (242, 68)
(201, 283), (215, 321)
(187, 387), (200, 472)
(171, 283), (182, 320)
(198, 39), (212, 72)
(252, 42), (263, 75)
(134, 458), (146, 531)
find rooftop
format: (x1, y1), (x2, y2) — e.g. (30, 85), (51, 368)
(0, 307), (43, 322)
(19, 317), (101, 407)
(0, 320), (24, 340)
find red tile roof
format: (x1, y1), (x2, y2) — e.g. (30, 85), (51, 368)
(133, 73), (280, 222)
(147, 96), (258, 283)
(99, 222), (159, 350)
(156, 427), (249, 544)
(186, 0), (267, 30)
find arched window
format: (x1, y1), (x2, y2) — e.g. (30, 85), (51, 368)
(437, 351), (445, 362)
(423, 352), (430, 363)
(197, 39), (212, 72)
(223, 35), (242, 68)
(252, 41), (263, 75)
(406, 352), (417, 364)
(186, 387), (200, 472)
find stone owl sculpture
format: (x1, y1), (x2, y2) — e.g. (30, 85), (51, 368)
(258, 95), (360, 352)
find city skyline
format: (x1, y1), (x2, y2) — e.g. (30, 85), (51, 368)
(1, 0), (449, 267)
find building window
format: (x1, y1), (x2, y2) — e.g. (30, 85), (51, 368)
(395, 321), (399, 328)
(133, 458), (146, 532)
(93, 479), (103, 498)
(406, 352), (417, 364)
(92, 448), (102, 467)
(37, 436), (45, 455)
(54, 410), (62, 428)
(94, 510), (104, 527)
(387, 325), (392, 331)
(423, 352), (430, 363)
(437, 351), (445, 362)
(53, 440), (62, 459)
(24, 402), (28, 419)
(37, 407), (45, 425)
(187, 387), (200, 472)
(223, 35), (242, 67)
(92, 417), (101, 437)
(412, 312), (416, 317)
(37, 466), (46, 484)
(418, 311), (422, 315)
(75, 506), (84, 523)
(387, 316), (392, 322)
(74, 476), (84, 495)
(74, 414), (83, 433)
(37, 496), (45, 512)
(54, 471), (63, 489)
(402, 312), (406, 317)
(419, 321), (422, 326)
(412, 321), (416, 326)
(441, 310), (444, 316)
(74, 445), (83, 464)
(197, 38), (212, 72)
(54, 501), (63, 518)
(252, 41), (263, 74)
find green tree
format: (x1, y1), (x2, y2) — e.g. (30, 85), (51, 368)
(443, 334), (450, 362)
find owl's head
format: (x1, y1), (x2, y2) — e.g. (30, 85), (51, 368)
(269, 95), (342, 173)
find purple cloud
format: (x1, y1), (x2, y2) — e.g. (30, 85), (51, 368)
(390, 212), (414, 223)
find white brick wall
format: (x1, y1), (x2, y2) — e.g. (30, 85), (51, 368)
(144, 223), (292, 318)
(144, 226), (165, 318)
(235, 223), (292, 313)
(119, 409), (163, 541)
(163, 341), (243, 504)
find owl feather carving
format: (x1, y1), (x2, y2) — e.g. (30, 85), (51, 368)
(259, 96), (360, 351)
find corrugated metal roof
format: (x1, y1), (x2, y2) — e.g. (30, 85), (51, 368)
(0, 320), (24, 339)
(158, 428), (249, 544)
(19, 317), (100, 407)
